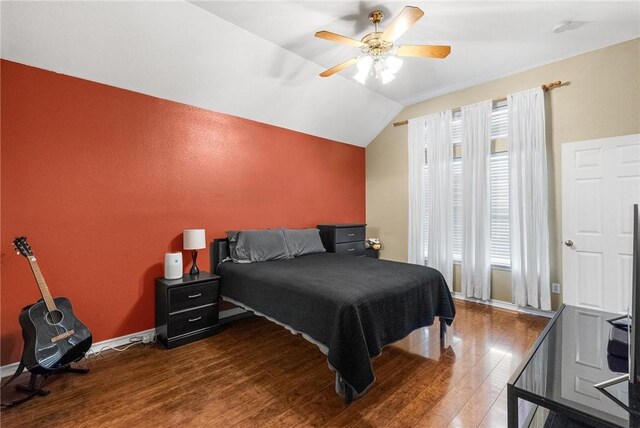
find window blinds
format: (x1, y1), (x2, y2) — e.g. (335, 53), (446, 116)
(423, 103), (511, 267)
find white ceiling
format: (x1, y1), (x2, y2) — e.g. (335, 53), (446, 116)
(194, 1), (640, 105)
(2, 1), (638, 147)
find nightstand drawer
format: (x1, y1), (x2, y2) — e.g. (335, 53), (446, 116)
(335, 241), (366, 256)
(168, 304), (218, 337)
(168, 281), (218, 313)
(335, 227), (365, 243)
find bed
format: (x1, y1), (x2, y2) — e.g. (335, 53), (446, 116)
(210, 238), (455, 403)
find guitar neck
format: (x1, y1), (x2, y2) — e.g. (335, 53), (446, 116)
(27, 257), (57, 312)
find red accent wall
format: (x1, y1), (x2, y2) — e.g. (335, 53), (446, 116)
(0, 60), (365, 365)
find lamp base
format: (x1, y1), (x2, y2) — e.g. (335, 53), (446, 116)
(189, 250), (199, 276)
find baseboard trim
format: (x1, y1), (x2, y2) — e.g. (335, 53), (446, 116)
(1, 308), (248, 378)
(1, 300), (548, 377)
(1, 326), (154, 379)
(452, 292), (554, 318)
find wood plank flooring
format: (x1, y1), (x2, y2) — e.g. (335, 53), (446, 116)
(0, 300), (548, 427)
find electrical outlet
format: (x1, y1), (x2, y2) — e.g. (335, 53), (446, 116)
(552, 283), (561, 294)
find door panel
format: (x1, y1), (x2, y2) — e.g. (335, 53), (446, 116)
(575, 251), (603, 308)
(562, 134), (640, 313)
(575, 178), (603, 234)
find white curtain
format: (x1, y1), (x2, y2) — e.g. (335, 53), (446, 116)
(425, 111), (453, 289)
(408, 117), (427, 265)
(508, 88), (551, 310)
(461, 101), (492, 300)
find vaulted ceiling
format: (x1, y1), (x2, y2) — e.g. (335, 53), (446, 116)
(2, 1), (639, 147)
(195, 1), (640, 106)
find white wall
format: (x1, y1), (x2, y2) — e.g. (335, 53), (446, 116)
(366, 39), (640, 309)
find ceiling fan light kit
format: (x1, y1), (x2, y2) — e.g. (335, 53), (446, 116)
(353, 52), (403, 85)
(315, 6), (451, 85)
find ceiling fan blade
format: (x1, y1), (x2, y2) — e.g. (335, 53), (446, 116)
(382, 6), (424, 42)
(396, 45), (451, 59)
(319, 58), (359, 77)
(315, 31), (365, 48)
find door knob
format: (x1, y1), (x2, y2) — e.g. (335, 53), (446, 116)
(564, 240), (574, 247)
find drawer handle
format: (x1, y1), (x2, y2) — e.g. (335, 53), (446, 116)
(188, 293), (202, 299)
(348, 233), (355, 237)
(188, 316), (202, 323)
(348, 248), (355, 252)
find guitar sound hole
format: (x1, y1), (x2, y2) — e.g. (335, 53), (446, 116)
(46, 310), (64, 324)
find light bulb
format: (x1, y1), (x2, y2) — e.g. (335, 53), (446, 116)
(386, 55), (403, 74)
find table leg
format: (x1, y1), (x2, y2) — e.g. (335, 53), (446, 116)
(507, 385), (518, 428)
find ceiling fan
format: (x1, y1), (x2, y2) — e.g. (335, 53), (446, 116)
(315, 6), (451, 85)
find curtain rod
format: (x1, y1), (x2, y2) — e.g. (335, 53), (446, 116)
(392, 80), (563, 127)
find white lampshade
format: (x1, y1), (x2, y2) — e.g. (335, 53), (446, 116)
(381, 70), (396, 85)
(183, 229), (206, 250)
(385, 55), (403, 74)
(356, 56), (373, 72)
(354, 56), (373, 84)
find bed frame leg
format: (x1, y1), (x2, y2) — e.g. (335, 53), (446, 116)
(344, 384), (353, 405)
(440, 317), (453, 348)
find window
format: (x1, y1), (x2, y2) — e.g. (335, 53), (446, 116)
(424, 103), (510, 267)
(490, 151), (510, 266)
(452, 157), (462, 260)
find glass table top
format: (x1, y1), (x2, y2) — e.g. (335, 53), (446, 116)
(512, 305), (639, 427)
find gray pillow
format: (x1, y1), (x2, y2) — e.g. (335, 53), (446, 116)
(231, 228), (291, 263)
(284, 228), (326, 257)
(225, 231), (240, 261)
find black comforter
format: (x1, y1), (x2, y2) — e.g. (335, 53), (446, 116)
(217, 252), (455, 396)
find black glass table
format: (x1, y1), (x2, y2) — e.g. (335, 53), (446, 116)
(507, 304), (640, 427)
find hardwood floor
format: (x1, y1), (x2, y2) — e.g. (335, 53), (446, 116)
(0, 300), (548, 427)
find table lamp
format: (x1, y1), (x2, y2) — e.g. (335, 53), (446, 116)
(183, 229), (206, 275)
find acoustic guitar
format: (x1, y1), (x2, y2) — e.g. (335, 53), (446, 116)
(13, 236), (92, 374)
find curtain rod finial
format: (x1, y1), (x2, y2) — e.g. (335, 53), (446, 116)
(542, 80), (562, 91)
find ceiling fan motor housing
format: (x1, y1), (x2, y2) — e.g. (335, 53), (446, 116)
(361, 32), (393, 60)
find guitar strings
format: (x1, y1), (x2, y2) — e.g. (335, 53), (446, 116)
(38, 260), (64, 338)
(17, 239), (72, 367)
(30, 254), (65, 352)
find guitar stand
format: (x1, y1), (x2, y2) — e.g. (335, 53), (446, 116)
(15, 373), (50, 397)
(9, 364), (89, 406)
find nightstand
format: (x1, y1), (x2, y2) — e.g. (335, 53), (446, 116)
(155, 272), (221, 349)
(317, 224), (366, 256)
(365, 248), (380, 259)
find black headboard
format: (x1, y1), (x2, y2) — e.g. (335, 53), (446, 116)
(210, 238), (229, 275)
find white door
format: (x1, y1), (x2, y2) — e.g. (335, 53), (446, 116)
(562, 134), (640, 313)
